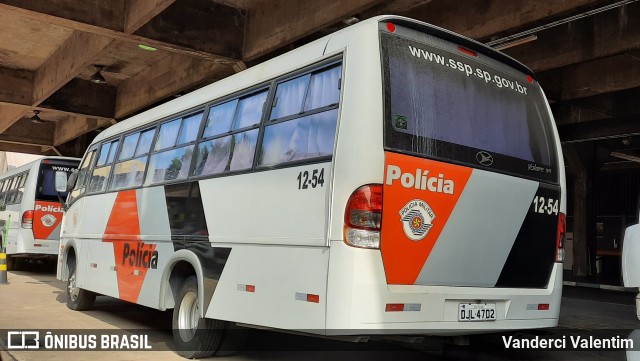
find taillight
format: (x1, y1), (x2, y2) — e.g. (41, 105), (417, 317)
(21, 210), (34, 229)
(556, 212), (566, 262)
(344, 184), (383, 249)
(458, 46), (477, 57)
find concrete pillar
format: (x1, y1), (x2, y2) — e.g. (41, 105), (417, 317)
(563, 144), (591, 277)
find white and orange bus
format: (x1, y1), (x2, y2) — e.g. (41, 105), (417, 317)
(56, 16), (566, 358)
(0, 157), (79, 270)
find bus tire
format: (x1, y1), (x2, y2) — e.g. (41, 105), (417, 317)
(66, 265), (96, 311)
(215, 322), (249, 356)
(172, 275), (223, 359)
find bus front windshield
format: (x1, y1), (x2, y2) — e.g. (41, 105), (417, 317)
(37, 162), (78, 202)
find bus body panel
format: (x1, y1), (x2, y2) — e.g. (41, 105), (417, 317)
(63, 192), (114, 242)
(381, 153), (561, 288)
(206, 243), (329, 331)
(63, 188), (170, 308)
(58, 15), (565, 339)
(324, 20), (386, 243)
(61, 159), (333, 310)
(199, 164), (331, 247)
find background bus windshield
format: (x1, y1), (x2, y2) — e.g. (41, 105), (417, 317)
(37, 162), (77, 201)
(381, 32), (558, 183)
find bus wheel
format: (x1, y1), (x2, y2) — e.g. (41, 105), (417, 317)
(172, 275), (223, 359)
(215, 322), (249, 356)
(66, 265), (96, 311)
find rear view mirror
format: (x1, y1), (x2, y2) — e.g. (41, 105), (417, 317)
(66, 170), (79, 192)
(55, 171), (68, 193)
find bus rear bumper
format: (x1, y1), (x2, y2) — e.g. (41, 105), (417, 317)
(14, 238), (59, 256)
(326, 243), (563, 335)
(325, 318), (558, 336)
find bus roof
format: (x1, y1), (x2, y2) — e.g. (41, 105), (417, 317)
(375, 16), (534, 77)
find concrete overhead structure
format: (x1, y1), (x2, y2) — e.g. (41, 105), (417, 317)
(0, 0), (637, 279)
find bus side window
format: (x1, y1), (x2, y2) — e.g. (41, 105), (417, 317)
(270, 74), (311, 120)
(0, 179), (7, 204)
(15, 172), (26, 204)
(88, 139), (119, 193)
(111, 127), (156, 190)
(4, 176), (14, 205)
(69, 148), (97, 203)
(194, 101), (238, 176)
(259, 64), (342, 167)
(146, 111), (203, 185)
(228, 91), (268, 171)
(5, 176), (17, 205)
(194, 90), (268, 177)
(8, 174), (23, 204)
(229, 129), (259, 171)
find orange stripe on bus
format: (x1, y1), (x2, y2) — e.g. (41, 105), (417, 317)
(104, 190), (141, 236)
(380, 152), (472, 284)
(102, 190), (155, 303)
(32, 201), (64, 240)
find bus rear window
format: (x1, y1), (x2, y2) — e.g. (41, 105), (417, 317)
(381, 32), (558, 183)
(36, 161), (79, 202)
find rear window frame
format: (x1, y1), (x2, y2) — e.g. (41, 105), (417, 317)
(379, 28), (559, 185)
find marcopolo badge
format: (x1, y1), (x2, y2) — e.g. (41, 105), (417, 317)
(399, 199), (436, 241)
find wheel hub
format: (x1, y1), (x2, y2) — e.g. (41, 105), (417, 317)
(178, 291), (199, 342)
(68, 273), (79, 301)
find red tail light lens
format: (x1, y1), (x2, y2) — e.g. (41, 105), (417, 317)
(21, 210), (34, 229)
(344, 184), (383, 249)
(458, 46), (477, 57)
(386, 22), (395, 33)
(556, 212), (566, 262)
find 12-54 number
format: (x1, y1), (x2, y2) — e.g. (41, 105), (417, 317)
(297, 169), (325, 190)
(532, 196), (559, 215)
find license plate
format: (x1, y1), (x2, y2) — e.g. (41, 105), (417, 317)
(458, 303), (496, 322)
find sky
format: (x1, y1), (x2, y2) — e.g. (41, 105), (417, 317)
(6, 152), (43, 167)
(0, 152), (44, 174)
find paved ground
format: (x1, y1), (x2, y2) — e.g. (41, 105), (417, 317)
(0, 262), (639, 361)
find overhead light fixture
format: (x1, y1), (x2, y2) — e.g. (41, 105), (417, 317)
(30, 110), (44, 124)
(491, 35), (538, 51)
(90, 65), (107, 84)
(138, 44), (157, 51)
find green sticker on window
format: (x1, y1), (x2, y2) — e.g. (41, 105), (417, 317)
(394, 115), (408, 130)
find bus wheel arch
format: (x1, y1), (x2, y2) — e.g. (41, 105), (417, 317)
(64, 243), (96, 311)
(160, 250), (206, 316)
(161, 252), (225, 358)
(62, 242), (78, 281)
